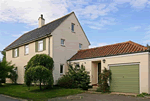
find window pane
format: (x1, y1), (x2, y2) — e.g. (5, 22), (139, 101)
(71, 23), (74, 31)
(61, 39), (64, 45)
(25, 45), (29, 54)
(79, 44), (82, 49)
(14, 49), (17, 57)
(60, 65), (63, 73)
(38, 40), (43, 51)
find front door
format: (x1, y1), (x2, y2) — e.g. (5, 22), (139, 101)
(98, 63), (101, 83)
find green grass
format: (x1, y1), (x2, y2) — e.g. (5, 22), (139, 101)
(0, 84), (83, 101)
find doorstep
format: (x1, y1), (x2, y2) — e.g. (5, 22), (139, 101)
(110, 92), (137, 97)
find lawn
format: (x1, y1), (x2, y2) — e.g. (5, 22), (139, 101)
(0, 84), (83, 101)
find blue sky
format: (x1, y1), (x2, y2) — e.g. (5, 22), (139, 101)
(1, 0), (150, 60)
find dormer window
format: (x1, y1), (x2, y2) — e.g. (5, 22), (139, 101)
(71, 23), (75, 32)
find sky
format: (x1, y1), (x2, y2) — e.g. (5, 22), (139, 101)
(1, 0), (150, 60)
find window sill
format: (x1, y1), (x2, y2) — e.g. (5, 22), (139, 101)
(13, 56), (18, 58)
(61, 45), (65, 47)
(72, 31), (75, 33)
(60, 73), (64, 76)
(24, 54), (29, 56)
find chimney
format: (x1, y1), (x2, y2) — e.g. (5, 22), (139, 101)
(38, 14), (45, 28)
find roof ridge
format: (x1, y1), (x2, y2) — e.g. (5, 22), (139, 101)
(126, 41), (147, 50)
(40, 12), (74, 28)
(79, 41), (131, 52)
(4, 12), (74, 50)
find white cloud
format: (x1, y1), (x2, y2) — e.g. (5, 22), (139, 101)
(89, 42), (108, 48)
(125, 26), (141, 31)
(12, 34), (22, 37)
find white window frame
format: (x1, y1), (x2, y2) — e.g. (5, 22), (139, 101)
(14, 48), (18, 57)
(79, 43), (82, 50)
(25, 45), (29, 55)
(60, 64), (64, 75)
(38, 40), (43, 51)
(71, 23), (75, 32)
(61, 39), (65, 46)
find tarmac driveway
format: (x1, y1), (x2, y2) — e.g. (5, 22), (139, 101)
(49, 93), (150, 101)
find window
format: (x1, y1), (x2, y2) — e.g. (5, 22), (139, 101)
(25, 45), (29, 55)
(79, 43), (82, 50)
(38, 40), (43, 51)
(14, 48), (18, 57)
(71, 23), (75, 32)
(60, 64), (64, 74)
(61, 39), (65, 46)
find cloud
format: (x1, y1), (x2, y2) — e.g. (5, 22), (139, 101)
(89, 42), (108, 48)
(12, 34), (22, 37)
(82, 17), (116, 30)
(125, 26), (141, 31)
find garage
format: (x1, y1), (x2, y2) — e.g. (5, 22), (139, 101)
(109, 64), (139, 94)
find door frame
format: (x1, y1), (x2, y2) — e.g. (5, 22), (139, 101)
(108, 62), (140, 94)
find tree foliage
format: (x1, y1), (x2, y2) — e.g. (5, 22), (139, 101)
(26, 54), (54, 70)
(1, 50), (6, 61)
(97, 68), (112, 93)
(9, 67), (18, 84)
(0, 60), (17, 85)
(25, 65), (53, 90)
(57, 64), (90, 90)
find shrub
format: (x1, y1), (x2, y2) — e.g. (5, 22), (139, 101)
(26, 54), (54, 70)
(57, 64), (90, 90)
(25, 65), (53, 90)
(137, 93), (149, 97)
(97, 67), (111, 93)
(0, 60), (14, 85)
(9, 67), (18, 84)
(25, 54), (54, 89)
(57, 75), (75, 88)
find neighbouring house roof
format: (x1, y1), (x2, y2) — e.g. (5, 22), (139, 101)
(5, 12), (73, 51)
(69, 41), (148, 61)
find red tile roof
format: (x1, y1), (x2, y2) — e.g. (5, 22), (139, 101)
(69, 41), (148, 61)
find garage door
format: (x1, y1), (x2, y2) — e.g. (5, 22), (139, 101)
(110, 64), (139, 94)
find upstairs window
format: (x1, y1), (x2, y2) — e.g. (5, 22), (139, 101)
(35, 39), (46, 52)
(61, 39), (65, 46)
(25, 45), (29, 55)
(38, 40), (43, 51)
(12, 48), (19, 58)
(71, 23), (75, 32)
(79, 43), (82, 50)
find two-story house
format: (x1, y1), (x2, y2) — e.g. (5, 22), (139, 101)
(5, 12), (90, 84)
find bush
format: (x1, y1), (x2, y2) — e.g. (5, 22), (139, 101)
(57, 75), (75, 88)
(97, 67), (111, 93)
(26, 54), (54, 70)
(57, 64), (90, 90)
(0, 60), (14, 85)
(137, 93), (149, 97)
(25, 65), (53, 90)
(9, 67), (18, 84)
(25, 54), (54, 89)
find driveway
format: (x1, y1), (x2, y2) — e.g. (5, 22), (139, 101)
(0, 94), (26, 101)
(49, 93), (150, 101)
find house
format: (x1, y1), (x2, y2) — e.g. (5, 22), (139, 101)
(68, 41), (150, 94)
(4, 11), (150, 94)
(4, 12), (90, 84)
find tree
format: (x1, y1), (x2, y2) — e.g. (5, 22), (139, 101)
(9, 67), (18, 84)
(25, 65), (53, 90)
(26, 54), (54, 70)
(1, 50), (6, 61)
(0, 60), (14, 85)
(25, 54), (54, 89)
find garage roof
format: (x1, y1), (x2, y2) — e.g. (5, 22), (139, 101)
(69, 41), (148, 61)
